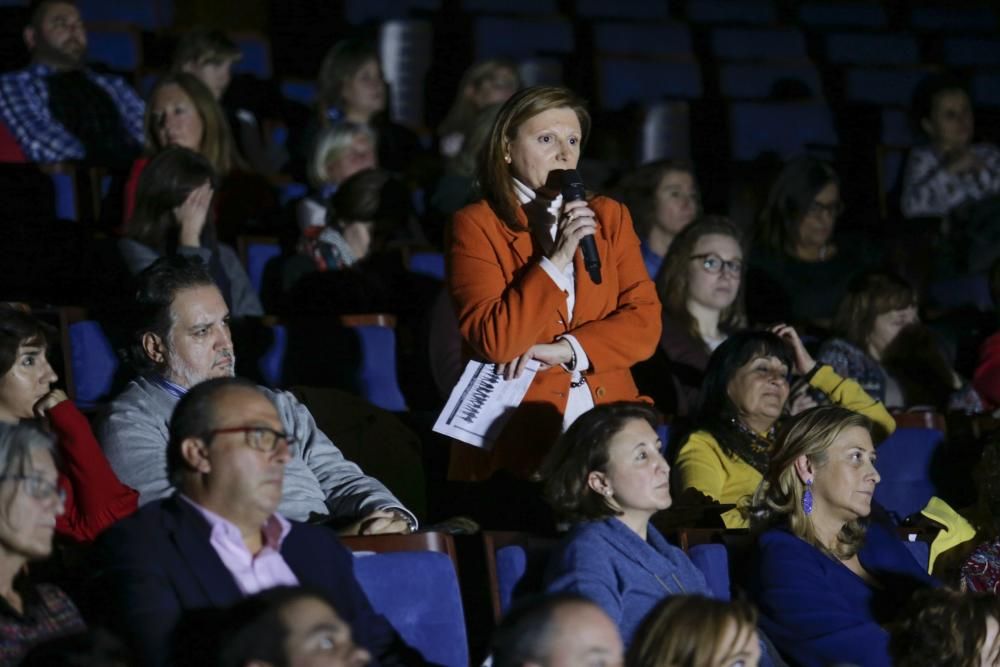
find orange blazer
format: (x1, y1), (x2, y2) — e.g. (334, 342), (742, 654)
(447, 195), (662, 480)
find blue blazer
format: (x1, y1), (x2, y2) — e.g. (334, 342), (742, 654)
(748, 520), (937, 667)
(94, 495), (421, 667)
(544, 517), (711, 645)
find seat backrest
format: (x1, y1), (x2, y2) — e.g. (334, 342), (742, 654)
(66, 318), (119, 408)
(872, 426), (945, 521)
(844, 67), (929, 107)
(473, 16), (573, 61)
(910, 6), (997, 33)
(688, 543), (730, 600)
(407, 251), (445, 281)
(728, 101), (837, 161)
(237, 235), (281, 298)
(593, 22), (693, 57)
(825, 32), (919, 66)
(686, 0), (777, 25)
(598, 57), (703, 111)
(86, 23), (142, 73)
(352, 550), (468, 667)
(798, 2), (887, 30)
(231, 33), (273, 79)
(340, 317), (408, 412)
(711, 27), (807, 61)
(483, 531), (558, 622)
(719, 62), (822, 101)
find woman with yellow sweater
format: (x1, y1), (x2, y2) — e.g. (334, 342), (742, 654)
(674, 326), (894, 528)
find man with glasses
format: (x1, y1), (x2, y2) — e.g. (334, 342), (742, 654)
(98, 255), (414, 534)
(95, 377), (423, 667)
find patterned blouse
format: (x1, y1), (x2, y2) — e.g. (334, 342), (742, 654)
(901, 143), (1000, 219)
(0, 582), (86, 663)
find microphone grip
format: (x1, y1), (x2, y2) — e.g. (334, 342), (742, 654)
(579, 235), (602, 285)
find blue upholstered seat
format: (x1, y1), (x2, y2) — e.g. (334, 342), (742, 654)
(872, 426), (945, 522)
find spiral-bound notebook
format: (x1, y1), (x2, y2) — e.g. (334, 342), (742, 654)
(432, 360), (539, 449)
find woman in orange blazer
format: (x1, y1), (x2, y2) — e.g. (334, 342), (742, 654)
(447, 86), (661, 481)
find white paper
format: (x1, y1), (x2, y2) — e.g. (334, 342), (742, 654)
(433, 359), (539, 450)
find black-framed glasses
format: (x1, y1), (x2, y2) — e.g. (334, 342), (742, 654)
(808, 200), (845, 219)
(204, 426), (295, 453)
(0, 475), (66, 503)
(690, 253), (743, 276)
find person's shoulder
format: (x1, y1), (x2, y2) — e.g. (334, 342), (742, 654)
(454, 199), (498, 225)
(819, 337), (861, 357)
(100, 496), (179, 541)
(756, 526), (807, 553)
(104, 377), (164, 414)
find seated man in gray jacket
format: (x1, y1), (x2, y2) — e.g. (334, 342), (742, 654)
(97, 255), (414, 534)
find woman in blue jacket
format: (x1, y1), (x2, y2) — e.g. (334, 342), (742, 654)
(540, 402), (711, 645)
(748, 406), (937, 667)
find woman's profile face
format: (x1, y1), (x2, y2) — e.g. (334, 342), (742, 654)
(341, 58), (386, 118)
(867, 305), (918, 359)
(0, 343), (57, 423)
(506, 106), (582, 190)
(655, 170), (699, 236)
(711, 620), (761, 667)
(599, 418), (671, 517)
(726, 355), (790, 428)
(687, 233), (742, 315)
(151, 83), (205, 152)
(923, 90), (974, 153)
(809, 426), (879, 524)
(796, 182), (840, 251)
(0, 447), (63, 561)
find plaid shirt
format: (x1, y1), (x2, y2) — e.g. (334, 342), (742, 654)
(0, 582), (86, 663)
(0, 63), (144, 163)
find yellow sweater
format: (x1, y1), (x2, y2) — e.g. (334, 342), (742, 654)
(674, 365), (896, 528)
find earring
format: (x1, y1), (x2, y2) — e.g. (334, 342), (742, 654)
(604, 489), (612, 498)
(802, 479), (814, 515)
(504, 155), (511, 163)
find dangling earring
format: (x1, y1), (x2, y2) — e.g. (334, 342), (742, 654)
(504, 154), (512, 164)
(802, 479), (814, 515)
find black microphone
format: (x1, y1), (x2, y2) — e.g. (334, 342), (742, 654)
(561, 169), (602, 285)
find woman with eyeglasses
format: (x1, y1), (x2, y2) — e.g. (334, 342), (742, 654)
(0, 307), (138, 542)
(0, 422), (86, 663)
(643, 216), (745, 416)
(748, 156), (882, 329)
(674, 328), (894, 528)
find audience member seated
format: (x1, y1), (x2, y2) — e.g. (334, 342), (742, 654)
(650, 216), (745, 416)
(541, 402), (712, 645)
(489, 592), (623, 667)
(0, 0), (143, 167)
(124, 73), (276, 242)
(818, 270), (983, 413)
(311, 39), (420, 176)
(615, 159), (701, 279)
(429, 102), (502, 227)
(119, 146), (263, 318)
(297, 122), (377, 232)
(437, 59), (519, 159)
(448, 85), (660, 482)
(173, 27), (286, 178)
(95, 377), (423, 667)
(97, 256), (415, 532)
(889, 588), (1000, 667)
(748, 406), (936, 667)
(215, 586), (372, 667)
(675, 328), (894, 528)
(749, 156), (880, 328)
(902, 73), (1000, 220)
(0, 423), (85, 663)
(627, 595), (761, 667)
(0, 307), (137, 542)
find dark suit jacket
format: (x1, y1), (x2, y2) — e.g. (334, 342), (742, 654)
(94, 495), (420, 667)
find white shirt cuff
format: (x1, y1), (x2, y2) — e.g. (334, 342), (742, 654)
(559, 334), (590, 373)
(539, 257), (572, 293)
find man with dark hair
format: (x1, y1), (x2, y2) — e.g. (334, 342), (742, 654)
(490, 593), (624, 667)
(96, 377), (421, 667)
(98, 255), (414, 534)
(0, 0), (144, 165)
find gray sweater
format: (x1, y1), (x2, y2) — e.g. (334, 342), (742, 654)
(97, 376), (411, 524)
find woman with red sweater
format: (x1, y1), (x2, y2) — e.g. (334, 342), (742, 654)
(0, 307), (137, 541)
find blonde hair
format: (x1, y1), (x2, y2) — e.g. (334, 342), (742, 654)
(751, 406), (873, 560)
(306, 121), (376, 189)
(439, 59), (520, 137)
(627, 595), (758, 667)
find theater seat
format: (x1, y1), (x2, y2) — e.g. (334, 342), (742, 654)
(872, 425), (945, 522)
(61, 311), (119, 409)
(688, 543), (730, 600)
(407, 251), (445, 281)
(483, 531), (558, 621)
(352, 550), (467, 667)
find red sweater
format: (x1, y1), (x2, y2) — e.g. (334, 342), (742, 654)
(49, 400), (138, 541)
